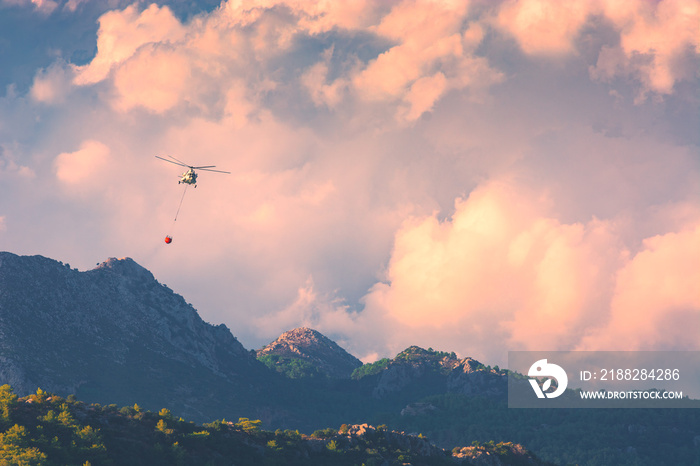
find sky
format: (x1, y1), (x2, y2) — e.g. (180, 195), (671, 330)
(1, 0), (698, 366)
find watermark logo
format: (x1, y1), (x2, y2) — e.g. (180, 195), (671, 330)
(509, 351), (700, 408)
(528, 359), (568, 399)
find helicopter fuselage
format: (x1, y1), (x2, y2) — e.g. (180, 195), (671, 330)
(179, 168), (198, 186)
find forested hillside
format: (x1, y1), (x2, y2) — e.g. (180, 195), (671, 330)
(0, 385), (550, 466)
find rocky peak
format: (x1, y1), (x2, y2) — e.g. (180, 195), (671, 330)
(0, 252), (256, 417)
(257, 327), (362, 378)
(370, 346), (507, 399)
(94, 257), (155, 282)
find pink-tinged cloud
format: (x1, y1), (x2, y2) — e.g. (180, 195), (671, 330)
(594, 0), (700, 98)
(495, 0), (592, 55)
(353, 0), (503, 120)
(30, 62), (73, 104)
(60, 0), (698, 123)
(301, 48), (347, 108)
(54, 140), (110, 187)
(67, 0), (505, 122)
(357, 178), (699, 361)
(73, 3), (185, 85)
(495, 0), (700, 99)
(219, 0), (385, 33)
(578, 224), (700, 350)
(1, 0), (58, 14)
(4, 0), (698, 362)
(400, 72), (447, 121)
(113, 45), (191, 113)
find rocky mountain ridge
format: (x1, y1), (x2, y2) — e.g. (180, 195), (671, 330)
(256, 327), (362, 379)
(0, 252), (508, 415)
(0, 252), (274, 421)
(370, 346), (507, 400)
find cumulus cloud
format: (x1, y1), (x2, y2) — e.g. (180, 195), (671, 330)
(30, 62), (74, 104)
(301, 47), (347, 108)
(593, 0), (700, 100)
(58, 0), (699, 122)
(73, 3), (186, 86)
(0, 145), (35, 178)
(1, 0), (58, 15)
(112, 44), (191, 113)
(495, 0), (592, 55)
(54, 139), (111, 187)
(2, 0), (699, 362)
(578, 223), (700, 351)
(350, 180), (700, 364)
(352, 0), (504, 121)
(495, 0), (700, 100)
(64, 0), (506, 122)
(357, 181), (614, 356)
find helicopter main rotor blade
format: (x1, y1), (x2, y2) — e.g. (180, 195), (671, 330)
(166, 155), (193, 167)
(157, 155), (230, 173)
(197, 167), (231, 174)
(156, 155), (190, 168)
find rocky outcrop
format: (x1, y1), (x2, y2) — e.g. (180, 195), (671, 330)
(401, 401), (437, 416)
(370, 346), (506, 400)
(305, 424), (550, 465)
(342, 423), (446, 457)
(452, 443), (546, 465)
(447, 357), (507, 399)
(257, 327), (362, 378)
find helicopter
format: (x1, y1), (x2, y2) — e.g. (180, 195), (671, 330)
(155, 155), (230, 187)
(156, 155), (230, 245)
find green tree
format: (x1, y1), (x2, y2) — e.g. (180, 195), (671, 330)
(311, 428), (337, 439)
(57, 404), (76, 427)
(156, 419), (174, 435)
(235, 418), (262, 433)
(0, 385), (17, 427)
(0, 424), (48, 465)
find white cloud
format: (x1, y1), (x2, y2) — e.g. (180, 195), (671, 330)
(495, 0), (592, 55)
(353, 179), (700, 364)
(112, 44), (191, 113)
(30, 62), (74, 104)
(2, 0), (699, 362)
(494, 0), (700, 100)
(593, 0), (700, 100)
(578, 223), (700, 351)
(73, 3), (186, 86)
(1, 0), (58, 14)
(54, 139), (110, 187)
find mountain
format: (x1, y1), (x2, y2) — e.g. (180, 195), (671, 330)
(256, 327), (362, 379)
(0, 252), (276, 422)
(2, 251), (698, 465)
(365, 346), (507, 400)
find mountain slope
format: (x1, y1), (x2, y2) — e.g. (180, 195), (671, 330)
(0, 252), (275, 422)
(353, 346), (507, 402)
(257, 327), (362, 379)
(0, 386), (553, 466)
